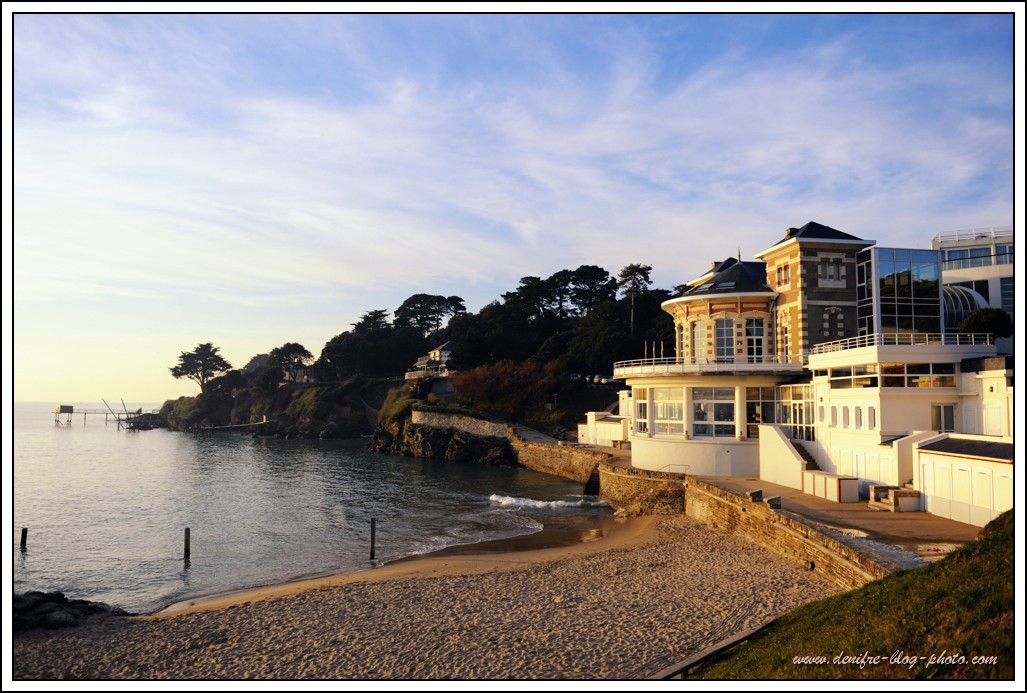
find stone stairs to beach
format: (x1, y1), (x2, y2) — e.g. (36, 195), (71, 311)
(583, 464), (601, 496)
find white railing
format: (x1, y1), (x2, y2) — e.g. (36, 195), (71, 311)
(931, 226), (1014, 244)
(810, 332), (993, 355)
(613, 354), (807, 375)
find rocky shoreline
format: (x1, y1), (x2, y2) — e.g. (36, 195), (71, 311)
(13, 591), (130, 632)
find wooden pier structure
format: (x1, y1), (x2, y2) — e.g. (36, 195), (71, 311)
(52, 399), (163, 430)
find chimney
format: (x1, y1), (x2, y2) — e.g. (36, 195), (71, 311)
(786, 227), (798, 238)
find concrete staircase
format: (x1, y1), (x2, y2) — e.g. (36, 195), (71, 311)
(583, 464), (601, 496)
(791, 441), (821, 471)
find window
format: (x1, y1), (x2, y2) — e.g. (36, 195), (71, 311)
(842, 407), (850, 428)
(715, 319), (734, 362)
(745, 319), (764, 363)
(820, 258), (842, 284)
(781, 326), (790, 362)
(855, 407), (863, 429)
(634, 388), (648, 434)
(932, 404), (956, 432)
(690, 321), (699, 363)
(777, 264), (791, 286)
(746, 386), (776, 438)
(879, 363), (956, 388)
(1000, 277), (1014, 314)
(818, 405), (825, 422)
(830, 406), (838, 427)
(693, 387), (736, 437)
(868, 406), (876, 430)
(653, 387), (684, 435)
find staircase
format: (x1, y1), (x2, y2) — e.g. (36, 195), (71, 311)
(583, 464), (601, 496)
(791, 441), (821, 471)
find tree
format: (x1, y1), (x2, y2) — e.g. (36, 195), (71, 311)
(170, 343), (233, 394)
(617, 263), (653, 338)
(958, 308), (1014, 339)
(269, 342), (314, 382)
(394, 294), (466, 337)
(570, 265), (616, 315)
(352, 309), (391, 334)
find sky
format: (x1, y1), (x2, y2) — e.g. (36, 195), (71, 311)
(5, 8), (1021, 404)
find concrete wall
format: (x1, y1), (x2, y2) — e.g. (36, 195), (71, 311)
(683, 478), (891, 590)
(758, 424), (803, 490)
(628, 436), (760, 476)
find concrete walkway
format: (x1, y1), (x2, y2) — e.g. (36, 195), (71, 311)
(579, 442), (982, 561)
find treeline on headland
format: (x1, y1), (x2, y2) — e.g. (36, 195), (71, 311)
(162, 263), (674, 438)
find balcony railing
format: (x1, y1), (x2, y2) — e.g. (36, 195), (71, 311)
(613, 354), (806, 377)
(810, 332), (993, 355)
(932, 226), (1014, 244)
(941, 251), (1014, 271)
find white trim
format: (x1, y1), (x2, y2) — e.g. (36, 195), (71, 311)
(662, 292), (777, 309)
(755, 237), (876, 259)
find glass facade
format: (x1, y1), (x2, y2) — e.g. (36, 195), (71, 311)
(857, 247), (942, 335)
(693, 387), (735, 437)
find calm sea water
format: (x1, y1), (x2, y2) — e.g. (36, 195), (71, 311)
(12, 402), (611, 613)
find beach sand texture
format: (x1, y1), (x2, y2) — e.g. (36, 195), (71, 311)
(13, 515), (840, 680)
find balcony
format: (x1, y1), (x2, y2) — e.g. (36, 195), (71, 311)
(810, 332), (993, 355)
(613, 354), (806, 379)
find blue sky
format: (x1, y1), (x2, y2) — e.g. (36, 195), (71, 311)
(7, 10), (1020, 402)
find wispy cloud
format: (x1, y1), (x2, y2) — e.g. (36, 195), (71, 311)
(12, 13), (1014, 399)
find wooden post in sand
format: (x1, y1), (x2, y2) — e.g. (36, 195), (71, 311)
(184, 527), (191, 559)
(20, 527), (27, 551)
(370, 518), (376, 560)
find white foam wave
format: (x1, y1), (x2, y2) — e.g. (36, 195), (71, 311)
(488, 494), (610, 508)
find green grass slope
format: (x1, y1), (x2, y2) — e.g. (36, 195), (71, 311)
(690, 509), (1014, 680)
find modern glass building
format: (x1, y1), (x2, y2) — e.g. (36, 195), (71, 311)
(856, 247), (943, 336)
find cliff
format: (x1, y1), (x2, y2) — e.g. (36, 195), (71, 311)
(161, 377), (401, 439)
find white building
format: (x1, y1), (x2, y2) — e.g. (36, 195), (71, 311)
(579, 223), (1014, 526)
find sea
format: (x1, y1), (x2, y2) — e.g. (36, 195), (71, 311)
(11, 402), (615, 614)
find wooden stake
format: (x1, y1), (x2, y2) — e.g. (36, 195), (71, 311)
(20, 527), (27, 551)
(184, 527), (191, 559)
(370, 518), (376, 560)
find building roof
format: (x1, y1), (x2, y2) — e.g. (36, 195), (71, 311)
(775, 221), (865, 245)
(679, 259), (773, 297)
(754, 221), (873, 259)
(918, 437), (1014, 463)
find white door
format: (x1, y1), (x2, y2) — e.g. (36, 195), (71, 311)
(920, 462), (933, 513)
(963, 404), (978, 434)
(855, 452), (867, 498)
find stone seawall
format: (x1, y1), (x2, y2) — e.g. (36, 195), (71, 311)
(598, 462), (686, 515)
(408, 410), (893, 588)
(412, 411), (509, 439)
(683, 477), (891, 590)
(411, 410), (606, 484)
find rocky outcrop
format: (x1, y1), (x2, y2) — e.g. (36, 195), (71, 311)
(370, 419), (517, 466)
(161, 378), (399, 439)
(13, 591), (130, 631)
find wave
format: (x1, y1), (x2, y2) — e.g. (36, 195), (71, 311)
(488, 494), (610, 509)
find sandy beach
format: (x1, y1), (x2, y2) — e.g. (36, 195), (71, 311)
(12, 514), (840, 680)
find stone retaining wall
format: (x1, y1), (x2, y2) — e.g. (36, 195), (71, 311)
(409, 409), (895, 588)
(412, 410), (509, 439)
(598, 461), (686, 515)
(683, 477), (891, 590)
(411, 410), (606, 484)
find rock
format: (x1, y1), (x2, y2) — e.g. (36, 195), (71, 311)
(13, 591), (130, 632)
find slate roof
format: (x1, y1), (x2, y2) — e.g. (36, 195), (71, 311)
(918, 437), (1014, 463)
(679, 259), (773, 297)
(773, 221), (866, 246)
